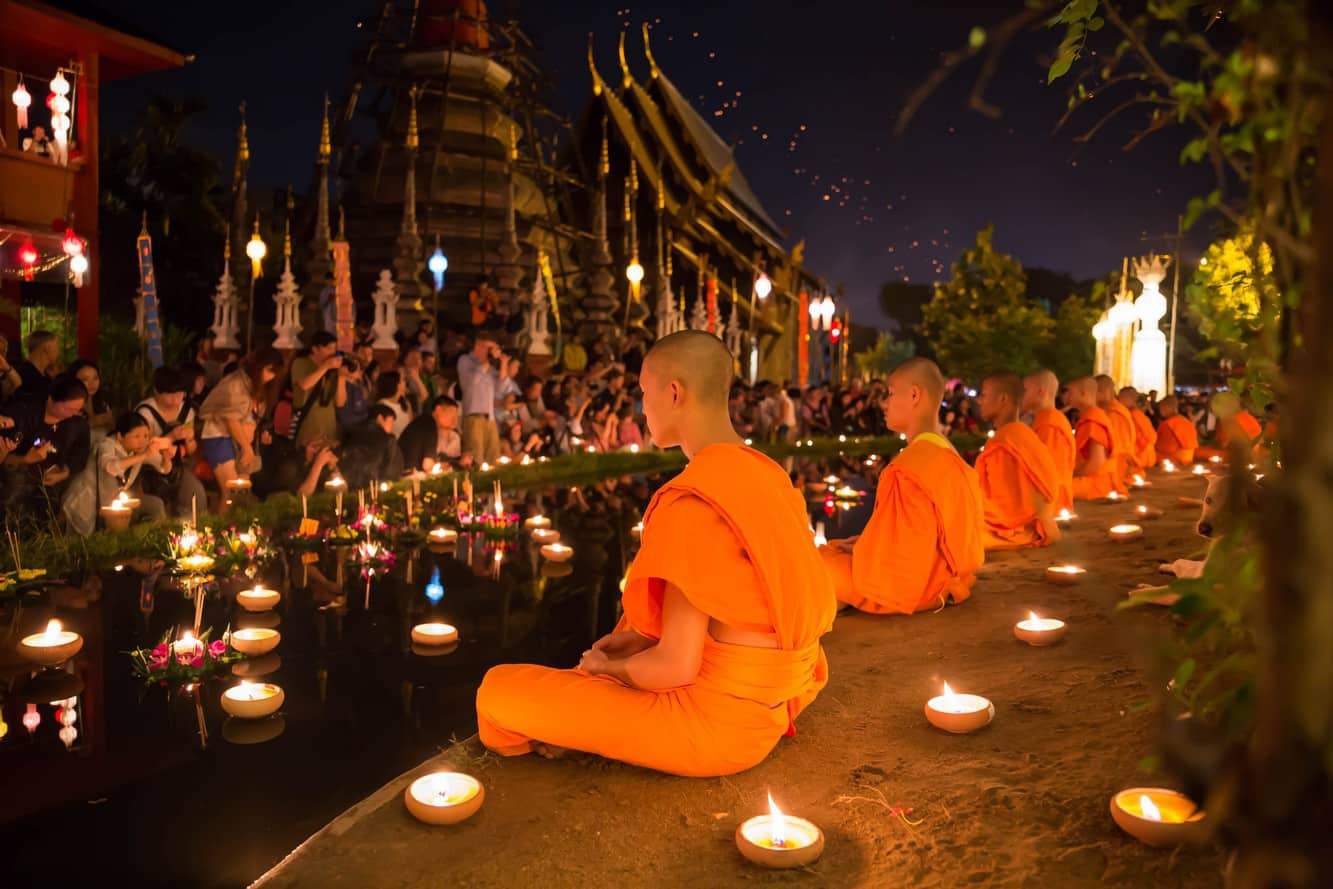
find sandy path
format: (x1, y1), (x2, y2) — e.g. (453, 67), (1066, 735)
(256, 470), (1225, 889)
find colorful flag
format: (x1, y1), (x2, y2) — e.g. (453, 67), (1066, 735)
(332, 240), (354, 352)
(136, 220), (164, 369)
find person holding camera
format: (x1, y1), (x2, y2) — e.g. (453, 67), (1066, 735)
(456, 332), (503, 465)
(0, 375), (91, 520)
(289, 332), (345, 447)
(136, 366), (206, 518)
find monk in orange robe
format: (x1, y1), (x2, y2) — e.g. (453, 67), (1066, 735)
(1154, 396), (1199, 464)
(819, 357), (984, 614)
(1066, 377), (1119, 500)
(1023, 369), (1075, 512)
(1096, 374), (1135, 488)
(1118, 386), (1158, 471)
(975, 372), (1061, 549)
(476, 331), (835, 777)
(1217, 408), (1263, 450)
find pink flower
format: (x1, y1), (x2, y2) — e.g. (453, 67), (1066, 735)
(189, 654), (204, 668)
(209, 640), (227, 658)
(149, 653), (168, 670)
(151, 643), (169, 660)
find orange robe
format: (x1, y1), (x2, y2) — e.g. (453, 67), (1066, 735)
(1071, 407), (1118, 500)
(1031, 408), (1075, 512)
(1217, 410), (1263, 449)
(476, 444), (835, 777)
(1156, 415), (1199, 464)
(976, 421), (1061, 550)
(819, 433), (984, 614)
(1129, 408), (1157, 470)
(1105, 400), (1137, 487)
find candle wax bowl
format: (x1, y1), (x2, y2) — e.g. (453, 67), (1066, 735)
(18, 626), (84, 667)
(222, 715), (287, 746)
(411, 623), (459, 647)
(101, 506), (133, 532)
(540, 543), (573, 562)
(735, 815), (825, 869)
(1014, 616), (1068, 646)
(1134, 505), (1165, 521)
(412, 641), (460, 658)
(1045, 565), (1086, 586)
(230, 627), (281, 656)
(427, 528), (458, 547)
(237, 587), (281, 612)
(925, 694), (995, 734)
(220, 683), (284, 719)
(541, 561), (575, 579)
(235, 610), (282, 631)
(523, 515), (551, 530)
(531, 528), (561, 545)
(1108, 524), (1144, 542)
(232, 653), (282, 678)
(404, 772), (485, 825)
(1110, 788), (1206, 847)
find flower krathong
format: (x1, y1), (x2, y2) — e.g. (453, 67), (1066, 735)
(351, 540), (397, 580)
(0, 568), (49, 599)
(128, 627), (243, 686)
(214, 523), (275, 573)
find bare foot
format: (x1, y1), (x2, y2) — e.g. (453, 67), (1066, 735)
(533, 742), (571, 760)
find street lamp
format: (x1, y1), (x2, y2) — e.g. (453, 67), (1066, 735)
(428, 244), (448, 292)
(754, 272), (771, 301)
(819, 295), (836, 329)
(245, 215), (267, 350)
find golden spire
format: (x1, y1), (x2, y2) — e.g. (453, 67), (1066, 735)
(587, 34), (603, 97)
(337, 206), (346, 241)
(318, 93), (331, 161)
(237, 101), (250, 164)
(405, 84), (419, 151)
(629, 158), (639, 195)
(508, 121), (519, 163)
(623, 177), (632, 223)
(642, 23), (660, 80)
(617, 29), (632, 89)
(223, 222), (231, 262)
(599, 117), (609, 179)
(284, 186), (293, 259)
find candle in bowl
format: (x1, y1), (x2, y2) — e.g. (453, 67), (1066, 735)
(735, 793), (824, 869)
(531, 527), (561, 545)
(523, 514), (551, 530)
(427, 527), (458, 547)
(227, 477), (253, 491)
(1131, 474), (1152, 489)
(325, 475), (347, 491)
(1044, 564), (1086, 586)
(1192, 463), (1209, 476)
(1103, 490), (1126, 503)
(540, 542), (574, 563)
(114, 490), (141, 511)
(179, 552), (215, 574)
(221, 681), (284, 719)
(404, 772), (485, 825)
(101, 500), (133, 532)
(19, 620), (83, 666)
(1134, 504), (1164, 521)
(924, 681), (994, 734)
(630, 521), (644, 540)
(411, 622), (459, 647)
(237, 585), (281, 612)
(172, 630), (203, 659)
(1108, 523), (1144, 542)
(222, 715), (287, 745)
(1014, 611), (1067, 646)
(1209, 455), (1223, 465)
(1055, 508), (1077, 524)
(230, 627), (281, 656)
(1161, 459), (1177, 473)
(1110, 788), (1206, 847)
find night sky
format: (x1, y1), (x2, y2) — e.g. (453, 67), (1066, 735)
(97, 0), (1214, 326)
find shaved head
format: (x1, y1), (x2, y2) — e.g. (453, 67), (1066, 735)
(889, 357), (946, 405)
(1094, 374), (1117, 404)
(1022, 368), (1059, 413)
(1118, 386), (1140, 409)
(1160, 395), (1179, 418)
(1064, 376), (1098, 410)
(984, 373), (1023, 406)
(978, 372), (1023, 426)
(643, 330), (735, 407)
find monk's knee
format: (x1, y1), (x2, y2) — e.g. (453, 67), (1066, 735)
(476, 664), (530, 721)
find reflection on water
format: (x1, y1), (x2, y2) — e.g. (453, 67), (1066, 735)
(0, 457), (874, 886)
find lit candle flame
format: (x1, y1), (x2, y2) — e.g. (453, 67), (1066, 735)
(1028, 611), (1039, 623)
(812, 522), (827, 547)
(942, 680), (955, 697)
(44, 619), (62, 639)
(494, 495), (504, 517)
(1139, 794), (1162, 822)
(767, 792), (786, 848)
(430, 463), (443, 476)
(1133, 474), (1145, 485)
(481, 462), (491, 472)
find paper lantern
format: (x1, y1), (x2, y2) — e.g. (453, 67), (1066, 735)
(754, 272), (772, 300)
(12, 80), (31, 129)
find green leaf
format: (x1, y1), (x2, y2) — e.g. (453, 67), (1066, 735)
(969, 26), (987, 49)
(1048, 53), (1075, 83)
(1179, 137), (1209, 165)
(1173, 658), (1197, 689)
(1087, 15), (1105, 31)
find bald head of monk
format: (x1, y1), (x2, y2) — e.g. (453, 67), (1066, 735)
(1022, 369), (1059, 414)
(883, 357), (945, 439)
(640, 330), (742, 456)
(1094, 374), (1117, 407)
(978, 372), (1023, 427)
(1159, 395), (1179, 419)
(1063, 376), (1098, 412)
(1117, 386), (1141, 410)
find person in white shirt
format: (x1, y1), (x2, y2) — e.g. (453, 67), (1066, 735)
(136, 366), (207, 518)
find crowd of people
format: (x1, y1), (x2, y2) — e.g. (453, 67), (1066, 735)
(0, 318), (1247, 537)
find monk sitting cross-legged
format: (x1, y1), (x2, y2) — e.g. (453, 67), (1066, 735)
(975, 372), (1061, 550)
(1096, 374), (1135, 490)
(819, 357), (984, 614)
(1023, 369), (1074, 512)
(1155, 396), (1199, 465)
(475, 331), (836, 777)
(1066, 376), (1119, 501)
(1118, 386), (1158, 471)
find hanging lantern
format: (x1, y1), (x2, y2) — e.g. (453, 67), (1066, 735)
(19, 241), (38, 281)
(12, 79), (31, 129)
(754, 272), (772, 301)
(428, 245), (448, 292)
(62, 228), (82, 257)
(23, 703), (40, 734)
(50, 71), (70, 97)
(70, 253), (89, 288)
(245, 217), (267, 278)
(1108, 297), (1137, 327)
(51, 94), (70, 116)
(626, 258), (644, 302)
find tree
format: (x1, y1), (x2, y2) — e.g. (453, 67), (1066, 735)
(1038, 290), (1102, 383)
(853, 330), (916, 378)
(921, 225), (1055, 382)
(876, 280), (932, 354)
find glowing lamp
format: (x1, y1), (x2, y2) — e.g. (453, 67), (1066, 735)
(925, 681), (994, 734)
(50, 71), (70, 96)
(428, 246), (448, 291)
(70, 253), (89, 276)
(819, 296), (836, 327)
(246, 219), (267, 278)
(1110, 788), (1206, 847)
(754, 273), (772, 301)
(1014, 611), (1067, 646)
(1109, 298), (1137, 326)
(404, 772), (484, 825)
(12, 82), (31, 129)
(19, 242), (38, 267)
(735, 792), (824, 869)
(626, 259), (645, 284)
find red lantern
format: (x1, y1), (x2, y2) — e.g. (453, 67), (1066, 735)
(62, 227), (82, 256)
(19, 242), (39, 281)
(829, 319), (842, 342)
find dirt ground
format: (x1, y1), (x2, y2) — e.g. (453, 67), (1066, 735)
(255, 468), (1226, 889)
